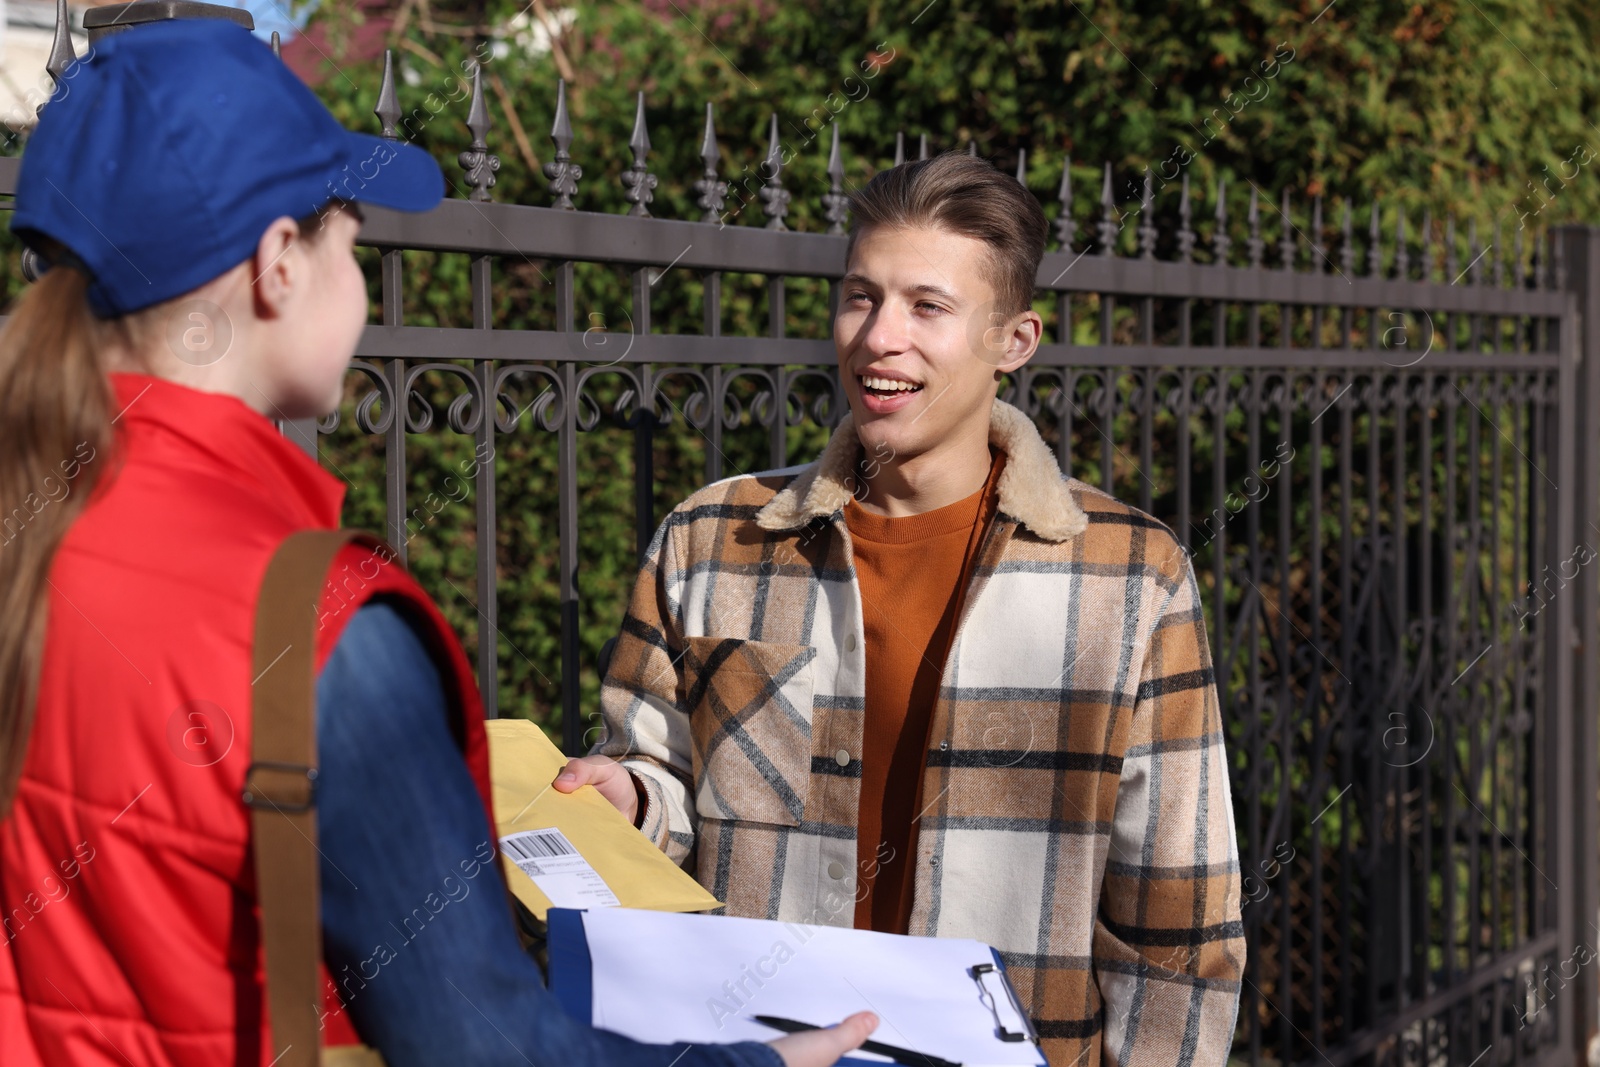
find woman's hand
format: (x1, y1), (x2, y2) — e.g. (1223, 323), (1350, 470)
(555, 761), (879, 1063)
(769, 1012), (879, 1067)
(552, 755), (640, 824)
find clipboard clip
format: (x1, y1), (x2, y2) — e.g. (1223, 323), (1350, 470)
(969, 962), (1040, 1045)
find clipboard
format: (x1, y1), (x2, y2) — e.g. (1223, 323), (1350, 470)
(547, 907), (1045, 1067)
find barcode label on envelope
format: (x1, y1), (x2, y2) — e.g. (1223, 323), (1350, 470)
(500, 828), (620, 909)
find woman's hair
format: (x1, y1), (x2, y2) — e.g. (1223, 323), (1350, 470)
(0, 202), (341, 815)
(845, 152), (1048, 318)
(0, 266), (144, 815)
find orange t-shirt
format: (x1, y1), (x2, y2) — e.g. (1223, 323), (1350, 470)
(843, 448), (1004, 932)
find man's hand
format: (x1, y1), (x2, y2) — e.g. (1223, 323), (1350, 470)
(769, 1012), (879, 1067)
(552, 755), (640, 824)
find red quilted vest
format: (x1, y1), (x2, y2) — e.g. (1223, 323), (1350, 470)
(0, 372), (495, 1065)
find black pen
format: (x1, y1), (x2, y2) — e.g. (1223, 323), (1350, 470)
(751, 1014), (964, 1067)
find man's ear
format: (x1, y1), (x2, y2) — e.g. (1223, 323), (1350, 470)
(250, 216), (303, 319)
(993, 309), (1043, 376)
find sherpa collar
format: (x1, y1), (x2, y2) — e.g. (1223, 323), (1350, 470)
(754, 399), (1089, 542)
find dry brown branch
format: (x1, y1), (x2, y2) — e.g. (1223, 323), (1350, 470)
(399, 36), (447, 70)
(529, 0), (576, 84)
(490, 71), (541, 175)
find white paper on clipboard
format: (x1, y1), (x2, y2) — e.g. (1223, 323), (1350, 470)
(575, 907), (1043, 1066)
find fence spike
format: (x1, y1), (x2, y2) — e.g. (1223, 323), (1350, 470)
(967, 139), (977, 157)
(1138, 169), (1156, 259)
(894, 131), (905, 167)
(543, 79), (583, 210)
(1339, 199), (1355, 277)
(1513, 224), (1525, 291)
(458, 63), (500, 203)
(1484, 217), (1497, 287)
(621, 91), (657, 218)
(1097, 162), (1118, 256)
(1311, 195), (1324, 274)
(1367, 201), (1381, 277)
(17, 0), (66, 277)
(759, 113), (791, 231)
(824, 123), (849, 235)
(694, 102), (727, 224)
(1420, 210), (1434, 281)
(1530, 228), (1544, 290)
(1053, 155), (1075, 251)
(1553, 227), (1567, 289)
(1015, 148), (1027, 186)
(628, 90), (651, 157)
(1177, 173), (1194, 263)
(1246, 186), (1264, 269)
(918, 133), (929, 161)
(1395, 207), (1409, 280)
(271, 31), (281, 59)
(1278, 189), (1294, 271)
(1468, 219), (1483, 286)
(1211, 174), (1231, 265)
(374, 50), (401, 140)
(1445, 214), (1458, 284)
(43, 0), (75, 100)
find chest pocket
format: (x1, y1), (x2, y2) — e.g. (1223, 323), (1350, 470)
(682, 636), (815, 827)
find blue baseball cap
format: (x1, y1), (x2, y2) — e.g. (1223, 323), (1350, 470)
(12, 17), (443, 317)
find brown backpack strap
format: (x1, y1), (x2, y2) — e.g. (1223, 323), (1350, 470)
(246, 528), (370, 1067)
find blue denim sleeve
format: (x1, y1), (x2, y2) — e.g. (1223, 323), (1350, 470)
(315, 600), (783, 1067)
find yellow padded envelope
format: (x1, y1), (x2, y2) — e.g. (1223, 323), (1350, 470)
(486, 718), (721, 919)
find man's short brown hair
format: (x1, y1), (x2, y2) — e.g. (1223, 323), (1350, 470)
(845, 152), (1048, 317)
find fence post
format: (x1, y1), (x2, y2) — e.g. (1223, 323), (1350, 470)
(1558, 223), (1600, 1061)
(276, 417), (318, 460)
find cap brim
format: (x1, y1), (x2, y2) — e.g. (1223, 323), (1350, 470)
(330, 131), (445, 213)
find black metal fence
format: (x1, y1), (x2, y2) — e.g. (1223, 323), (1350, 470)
(15, 13), (1600, 1066)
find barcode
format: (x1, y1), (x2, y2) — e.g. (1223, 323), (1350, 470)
(503, 829), (578, 862)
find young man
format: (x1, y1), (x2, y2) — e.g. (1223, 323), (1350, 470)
(557, 153), (1244, 1065)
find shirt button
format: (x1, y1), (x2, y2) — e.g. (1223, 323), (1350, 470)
(835, 749), (851, 767)
(939, 740), (950, 751)
(827, 861), (847, 880)
(844, 633), (858, 652)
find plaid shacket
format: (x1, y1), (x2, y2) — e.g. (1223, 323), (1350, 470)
(595, 399), (1244, 1066)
